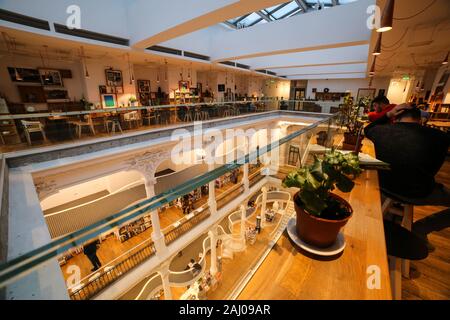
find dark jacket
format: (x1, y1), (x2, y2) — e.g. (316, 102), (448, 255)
(364, 114), (449, 198)
(83, 240), (99, 256)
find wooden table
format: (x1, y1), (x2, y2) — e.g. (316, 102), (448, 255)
(427, 121), (450, 130)
(238, 140), (392, 300)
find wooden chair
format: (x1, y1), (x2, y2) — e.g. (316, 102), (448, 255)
(142, 108), (160, 126)
(123, 111), (140, 129)
(69, 115), (96, 138)
(104, 113), (123, 134)
(21, 120), (47, 145)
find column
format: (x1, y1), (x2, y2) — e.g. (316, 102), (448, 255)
(208, 228), (218, 276)
(208, 163), (217, 215)
(243, 140), (249, 191)
(260, 187), (268, 229)
(143, 175), (167, 255)
(159, 265), (173, 300)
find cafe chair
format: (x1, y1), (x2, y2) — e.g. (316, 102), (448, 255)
(105, 116), (123, 135)
(123, 111), (141, 129)
(69, 115), (96, 139)
(21, 120), (47, 145)
(183, 107), (194, 122)
(142, 108), (160, 126)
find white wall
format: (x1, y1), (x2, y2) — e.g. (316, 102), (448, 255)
(306, 77), (390, 100)
(0, 54), (85, 103)
(263, 79), (290, 100)
(84, 56), (137, 106)
(386, 78), (414, 105)
(40, 170), (144, 210)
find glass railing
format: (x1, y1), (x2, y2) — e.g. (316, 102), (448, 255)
(0, 99), (337, 154)
(0, 112), (340, 300)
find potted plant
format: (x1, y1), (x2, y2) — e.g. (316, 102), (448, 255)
(283, 149), (361, 248)
(339, 95), (365, 152)
(129, 95), (138, 107)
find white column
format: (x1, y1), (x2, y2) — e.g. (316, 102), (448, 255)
(143, 175), (167, 255)
(260, 187), (268, 229)
(208, 163), (217, 215)
(240, 205), (246, 240)
(243, 140), (249, 191)
(159, 265), (173, 300)
(208, 228), (218, 276)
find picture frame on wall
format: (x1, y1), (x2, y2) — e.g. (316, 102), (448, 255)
(137, 80), (150, 93)
(99, 85), (107, 94)
(101, 94), (117, 108)
(7, 67), (41, 83)
(39, 69), (63, 86)
(356, 88), (376, 102)
(179, 81), (190, 92)
(105, 69), (123, 87)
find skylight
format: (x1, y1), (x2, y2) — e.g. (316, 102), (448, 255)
(223, 0), (358, 29)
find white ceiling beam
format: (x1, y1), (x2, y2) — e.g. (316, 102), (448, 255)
(130, 0), (286, 49)
(285, 73), (367, 80)
(211, 0), (373, 62)
(270, 63), (368, 76)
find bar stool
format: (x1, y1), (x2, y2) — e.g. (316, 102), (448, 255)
(183, 107), (193, 122)
(384, 220), (428, 300)
(194, 107), (203, 121)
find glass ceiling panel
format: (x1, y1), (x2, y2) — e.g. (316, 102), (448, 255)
(237, 12), (262, 27)
(224, 0), (358, 28)
(272, 1), (299, 19)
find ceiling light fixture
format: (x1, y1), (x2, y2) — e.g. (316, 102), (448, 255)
(377, 0), (395, 33)
(80, 46), (90, 79)
(442, 52), (448, 65)
(369, 57), (376, 75)
(373, 33), (382, 55)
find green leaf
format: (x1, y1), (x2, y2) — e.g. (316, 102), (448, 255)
(299, 190), (328, 215)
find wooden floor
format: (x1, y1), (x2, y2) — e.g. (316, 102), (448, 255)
(402, 158), (450, 300)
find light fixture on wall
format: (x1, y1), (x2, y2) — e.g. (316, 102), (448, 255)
(369, 57), (376, 76)
(373, 33), (382, 56)
(442, 52), (449, 65)
(80, 46), (90, 79)
(127, 53), (134, 85)
(377, 0), (395, 33)
(164, 59), (168, 82)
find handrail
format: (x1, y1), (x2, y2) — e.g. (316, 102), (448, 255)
(134, 273), (162, 300)
(0, 99), (322, 121)
(0, 115), (336, 289)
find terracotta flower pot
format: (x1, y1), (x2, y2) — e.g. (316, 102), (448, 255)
(294, 193), (353, 248)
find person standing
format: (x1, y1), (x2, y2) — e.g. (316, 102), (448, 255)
(83, 239), (102, 272)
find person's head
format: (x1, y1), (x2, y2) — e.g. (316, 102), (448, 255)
(190, 259), (195, 264)
(372, 96), (390, 112)
(395, 107), (421, 124)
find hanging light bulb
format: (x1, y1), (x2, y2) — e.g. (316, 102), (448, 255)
(377, 0), (395, 33)
(373, 33), (382, 56)
(442, 52), (449, 65)
(164, 60), (168, 82)
(369, 57), (376, 75)
(14, 68), (23, 81)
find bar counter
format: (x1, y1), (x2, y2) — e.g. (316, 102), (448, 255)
(239, 140), (392, 300)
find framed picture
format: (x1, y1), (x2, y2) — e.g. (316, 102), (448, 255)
(137, 80), (150, 93)
(105, 69), (123, 87)
(7, 67), (41, 83)
(357, 88), (376, 102)
(99, 85), (107, 94)
(39, 69), (63, 86)
(101, 94), (117, 108)
(179, 81), (190, 92)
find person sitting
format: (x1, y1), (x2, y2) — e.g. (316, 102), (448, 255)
(364, 104), (450, 204)
(368, 96), (396, 122)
